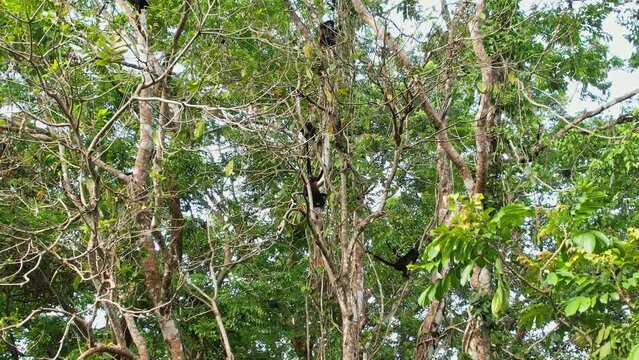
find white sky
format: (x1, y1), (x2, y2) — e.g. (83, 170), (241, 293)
(412, 0), (639, 117)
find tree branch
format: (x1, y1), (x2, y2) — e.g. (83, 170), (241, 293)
(283, 0), (312, 42)
(349, 0), (475, 192)
(530, 87), (639, 156)
(77, 343), (139, 360)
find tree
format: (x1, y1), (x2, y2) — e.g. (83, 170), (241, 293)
(1, 0), (638, 359)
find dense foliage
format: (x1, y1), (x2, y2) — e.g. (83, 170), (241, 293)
(0, 0), (638, 359)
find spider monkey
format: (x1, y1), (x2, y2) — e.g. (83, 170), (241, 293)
(126, 0), (149, 13)
(319, 20), (338, 47)
(302, 122), (327, 208)
(368, 247), (419, 278)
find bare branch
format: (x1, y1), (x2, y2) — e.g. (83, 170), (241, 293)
(349, 0), (475, 192)
(530, 87), (639, 156)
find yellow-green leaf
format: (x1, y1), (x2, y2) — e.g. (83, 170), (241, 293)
(495, 257), (504, 275)
(303, 42), (313, 58)
(224, 160), (234, 176)
(565, 297), (581, 316)
(460, 263), (473, 286)
(477, 81), (488, 93)
(599, 342), (612, 359)
(491, 277), (509, 318)
(194, 120), (206, 141)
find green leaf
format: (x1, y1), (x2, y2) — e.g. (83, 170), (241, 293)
(194, 120), (206, 141)
(583, 235), (596, 253)
(460, 263), (473, 286)
(224, 160), (234, 176)
(490, 203), (533, 227)
(494, 258), (504, 275)
(578, 297), (591, 313)
(72, 275), (82, 290)
(424, 60), (436, 72)
(591, 230), (612, 247)
(599, 341), (612, 359)
(628, 342), (639, 360)
(418, 288), (428, 306)
(565, 297), (583, 316)
(573, 232), (596, 253)
(427, 244), (440, 260)
(491, 277), (509, 318)
(546, 272), (559, 286)
(477, 81), (488, 93)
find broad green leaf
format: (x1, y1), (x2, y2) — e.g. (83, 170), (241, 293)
(418, 288), (428, 306)
(491, 289), (503, 318)
(583, 235), (596, 253)
(427, 245), (440, 260)
(565, 297), (583, 316)
(591, 230), (612, 247)
(628, 343), (639, 360)
(599, 342), (612, 359)
(573, 232), (596, 253)
(578, 297), (591, 313)
(546, 272), (559, 286)
(490, 203), (532, 227)
(424, 60), (436, 72)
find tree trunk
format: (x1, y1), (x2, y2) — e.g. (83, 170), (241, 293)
(461, 2), (499, 358)
(128, 8), (186, 359)
(415, 141), (453, 359)
(337, 218), (365, 360)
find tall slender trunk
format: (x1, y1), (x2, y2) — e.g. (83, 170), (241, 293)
(128, 8), (186, 359)
(415, 140), (453, 359)
(337, 232), (365, 360)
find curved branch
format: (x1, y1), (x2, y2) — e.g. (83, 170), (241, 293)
(78, 343), (139, 360)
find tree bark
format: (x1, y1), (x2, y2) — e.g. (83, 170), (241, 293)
(415, 142), (453, 359)
(126, 7), (186, 359)
(461, 2), (498, 358)
(336, 232), (365, 360)
(124, 314), (151, 360)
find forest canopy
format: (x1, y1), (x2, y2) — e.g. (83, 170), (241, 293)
(0, 0), (638, 359)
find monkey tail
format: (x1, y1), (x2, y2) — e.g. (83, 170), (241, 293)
(365, 250), (395, 268)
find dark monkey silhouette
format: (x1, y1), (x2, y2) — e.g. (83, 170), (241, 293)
(319, 20), (338, 47)
(369, 247), (419, 278)
(126, 0), (149, 13)
(302, 122), (327, 208)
